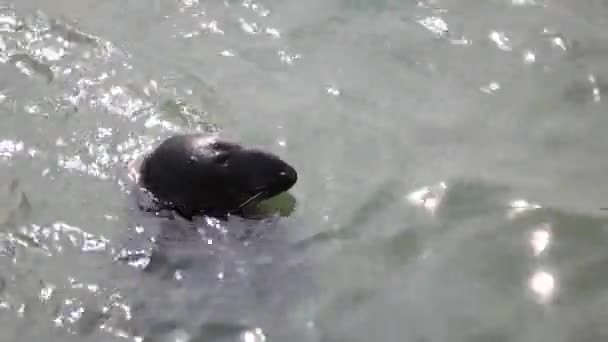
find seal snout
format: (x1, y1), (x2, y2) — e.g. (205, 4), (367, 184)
(278, 164), (298, 191)
(252, 154), (297, 199)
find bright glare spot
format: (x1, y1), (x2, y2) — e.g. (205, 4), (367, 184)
(551, 36), (567, 51)
(523, 51), (536, 64)
(202, 20), (224, 34)
(326, 86), (340, 96)
(508, 199), (542, 219)
(593, 87), (601, 103)
(480, 81), (501, 94)
(530, 224), (551, 256)
(417, 16), (448, 37)
(589, 74), (602, 102)
(278, 50), (301, 65)
(173, 331), (190, 342)
(512, 0), (539, 6)
(265, 27), (280, 38)
(27, 148), (38, 157)
(239, 18), (259, 34)
(242, 328), (266, 342)
(181, 0), (199, 7)
(113, 329), (130, 339)
(39, 284), (55, 302)
(0, 139), (24, 158)
(40, 46), (65, 61)
(450, 37), (471, 46)
(529, 270), (555, 303)
(511, 199), (540, 209)
(144, 115), (180, 130)
(406, 182), (447, 214)
(489, 30), (512, 51)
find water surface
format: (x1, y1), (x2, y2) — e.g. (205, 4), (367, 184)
(1, 0), (608, 341)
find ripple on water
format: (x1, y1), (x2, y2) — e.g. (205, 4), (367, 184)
(0, 216), (142, 340)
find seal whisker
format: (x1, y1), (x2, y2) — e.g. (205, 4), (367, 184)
(237, 191), (267, 211)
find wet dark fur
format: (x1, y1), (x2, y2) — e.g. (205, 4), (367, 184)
(135, 134), (297, 220)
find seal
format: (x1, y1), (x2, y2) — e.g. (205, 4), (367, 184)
(129, 134), (298, 220)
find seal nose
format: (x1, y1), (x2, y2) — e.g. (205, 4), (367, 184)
(279, 165), (298, 190)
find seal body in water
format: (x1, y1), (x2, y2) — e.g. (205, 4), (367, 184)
(119, 135), (310, 340)
(129, 134), (297, 220)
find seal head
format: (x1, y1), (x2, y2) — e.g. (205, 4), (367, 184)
(137, 134), (297, 219)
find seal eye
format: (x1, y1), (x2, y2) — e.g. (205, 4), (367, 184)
(210, 141), (243, 152)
